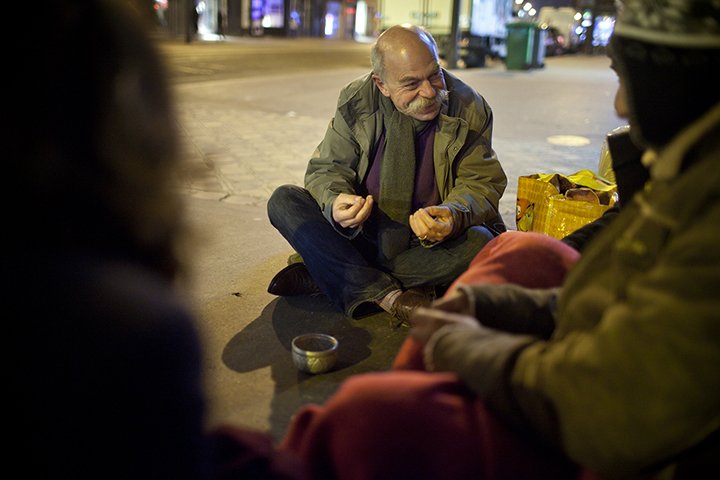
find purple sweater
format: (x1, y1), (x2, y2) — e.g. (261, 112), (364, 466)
(364, 121), (440, 211)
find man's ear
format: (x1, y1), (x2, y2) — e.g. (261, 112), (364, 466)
(372, 73), (391, 97)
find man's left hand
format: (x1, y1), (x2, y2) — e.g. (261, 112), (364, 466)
(409, 205), (454, 243)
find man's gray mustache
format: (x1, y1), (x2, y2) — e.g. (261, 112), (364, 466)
(406, 89), (449, 114)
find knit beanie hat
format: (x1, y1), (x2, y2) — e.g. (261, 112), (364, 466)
(610, 0), (720, 149)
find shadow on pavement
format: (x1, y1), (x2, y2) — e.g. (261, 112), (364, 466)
(221, 295), (408, 439)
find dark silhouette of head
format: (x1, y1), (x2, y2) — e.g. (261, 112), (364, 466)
(610, 0), (720, 149)
(10, 0), (185, 278)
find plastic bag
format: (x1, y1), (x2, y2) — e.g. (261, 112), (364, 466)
(516, 169), (618, 239)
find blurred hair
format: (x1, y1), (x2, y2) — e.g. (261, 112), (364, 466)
(10, 0), (185, 279)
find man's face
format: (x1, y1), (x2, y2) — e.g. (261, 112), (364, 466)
(372, 43), (447, 121)
(609, 52), (630, 119)
(614, 76), (630, 119)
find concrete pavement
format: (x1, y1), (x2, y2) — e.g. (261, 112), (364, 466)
(172, 52), (623, 441)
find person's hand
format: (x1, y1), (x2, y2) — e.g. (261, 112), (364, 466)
(332, 193), (374, 229)
(409, 205), (454, 243)
(428, 288), (473, 316)
(409, 306), (480, 346)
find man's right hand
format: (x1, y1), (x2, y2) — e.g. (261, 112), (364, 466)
(427, 289), (472, 316)
(332, 193), (374, 229)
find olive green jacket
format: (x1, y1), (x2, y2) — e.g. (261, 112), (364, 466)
(429, 103), (720, 478)
(304, 70), (507, 241)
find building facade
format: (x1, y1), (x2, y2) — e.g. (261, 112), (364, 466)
(154, 0), (380, 40)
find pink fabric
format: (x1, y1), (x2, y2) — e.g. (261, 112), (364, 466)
(281, 372), (581, 480)
(280, 231), (597, 479)
(448, 230), (581, 291)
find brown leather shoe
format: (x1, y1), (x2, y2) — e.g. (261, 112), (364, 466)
(267, 263), (322, 296)
(391, 288), (434, 327)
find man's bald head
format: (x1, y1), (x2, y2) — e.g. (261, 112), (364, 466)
(371, 25), (439, 81)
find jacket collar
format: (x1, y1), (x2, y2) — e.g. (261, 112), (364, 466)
(645, 102), (720, 181)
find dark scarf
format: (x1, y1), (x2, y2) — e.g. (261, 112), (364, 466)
(376, 94), (429, 261)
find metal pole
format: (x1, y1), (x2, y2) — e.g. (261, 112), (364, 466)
(184, 0), (192, 43)
(446, 0), (461, 69)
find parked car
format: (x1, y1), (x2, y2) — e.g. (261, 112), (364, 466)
(437, 32), (493, 69)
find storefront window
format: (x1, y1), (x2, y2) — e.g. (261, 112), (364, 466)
(325, 1), (340, 36)
(261, 0), (285, 28)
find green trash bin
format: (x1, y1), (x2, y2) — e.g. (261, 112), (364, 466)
(506, 21), (545, 70)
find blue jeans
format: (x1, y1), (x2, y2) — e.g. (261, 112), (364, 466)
(267, 185), (496, 318)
